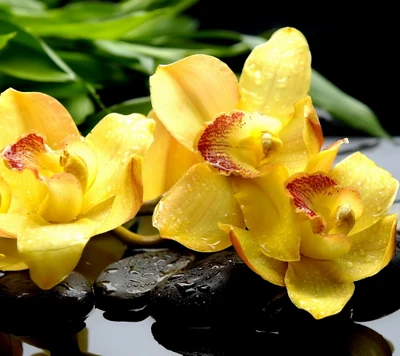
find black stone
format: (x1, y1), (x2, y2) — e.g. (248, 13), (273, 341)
(149, 249), (286, 328)
(93, 247), (195, 313)
(0, 271), (94, 337)
(350, 232), (400, 322)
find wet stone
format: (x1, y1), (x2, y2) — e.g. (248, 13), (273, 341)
(93, 247), (195, 313)
(350, 232), (400, 322)
(0, 271), (94, 337)
(149, 249), (285, 328)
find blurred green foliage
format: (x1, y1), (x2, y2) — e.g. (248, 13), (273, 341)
(0, 0), (390, 137)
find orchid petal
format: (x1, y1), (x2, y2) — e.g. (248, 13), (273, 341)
(307, 138), (349, 174)
(286, 257), (355, 319)
(153, 163), (243, 252)
(17, 214), (98, 289)
(265, 96), (323, 174)
(337, 214), (397, 281)
(299, 219), (352, 260)
(330, 152), (399, 234)
(0, 214), (27, 238)
(0, 178), (11, 213)
(143, 111), (197, 201)
(150, 54), (240, 151)
(61, 134), (98, 192)
(37, 173), (83, 224)
(83, 113), (154, 232)
(238, 27), (311, 126)
(2, 168), (47, 214)
(0, 88), (79, 150)
(232, 165), (301, 261)
(227, 225), (287, 286)
(196, 111), (281, 177)
(0, 237), (28, 270)
(286, 173), (364, 234)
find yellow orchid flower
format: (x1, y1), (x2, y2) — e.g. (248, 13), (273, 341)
(150, 27), (327, 251)
(0, 88), (155, 289)
(225, 152), (399, 319)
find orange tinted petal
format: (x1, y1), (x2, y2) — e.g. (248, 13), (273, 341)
(307, 138), (349, 173)
(0, 88), (79, 150)
(150, 54), (239, 150)
(153, 163), (244, 252)
(228, 225), (287, 286)
(266, 96), (323, 174)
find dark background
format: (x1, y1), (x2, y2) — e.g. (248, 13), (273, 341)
(186, 1), (397, 136)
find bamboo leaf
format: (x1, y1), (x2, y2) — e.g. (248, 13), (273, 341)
(0, 30), (14, 49)
(310, 70), (390, 138)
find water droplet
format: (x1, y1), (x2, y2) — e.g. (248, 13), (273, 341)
(58, 282), (72, 291)
(105, 268), (119, 274)
(0, 271), (5, 278)
(176, 282), (196, 295)
(197, 284), (211, 293)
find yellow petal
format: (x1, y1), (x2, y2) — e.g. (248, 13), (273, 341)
(238, 27), (311, 125)
(286, 257), (355, 319)
(330, 152), (399, 234)
(17, 214), (98, 289)
(286, 172), (364, 234)
(232, 165), (301, 261)
(1, 132), (62, 178)
(150, 54), (239, 151)
(143, 111), (197, 201)
(336, 214), (397, 281)
(0, 177), (11, 213)
(0, 88), (79, 150)
(37, 173), (83, 223)
(306, 138), (349, 173)
(0, 237), (28, 270)
(299, 219), (352, 260)
(227, 225), (287, 286)
(153, 163), (244, 252)
(83, 113), (154, 232)
(61, 134), (98, 191)
(2, 168), (47, 214)
(265, 96), (323, 174)
(0, 214), (28, 238)
(196, 111), (281, 177)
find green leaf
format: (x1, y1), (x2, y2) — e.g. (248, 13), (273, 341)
(61, 93), (95, 126)
(17, 7), (169, 40)
(0, 42), (72, 82)
(0, 30), (15, 49)
(310, 70), (390, 138)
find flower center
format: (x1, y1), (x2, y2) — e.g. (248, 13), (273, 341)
(1, 132), (85, 223)
(261, 132), (283, 157)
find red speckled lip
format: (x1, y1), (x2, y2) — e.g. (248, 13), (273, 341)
(197, 111), (245, 174)
(286, 173), (337, 217)
(2, 133), (45, 171)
